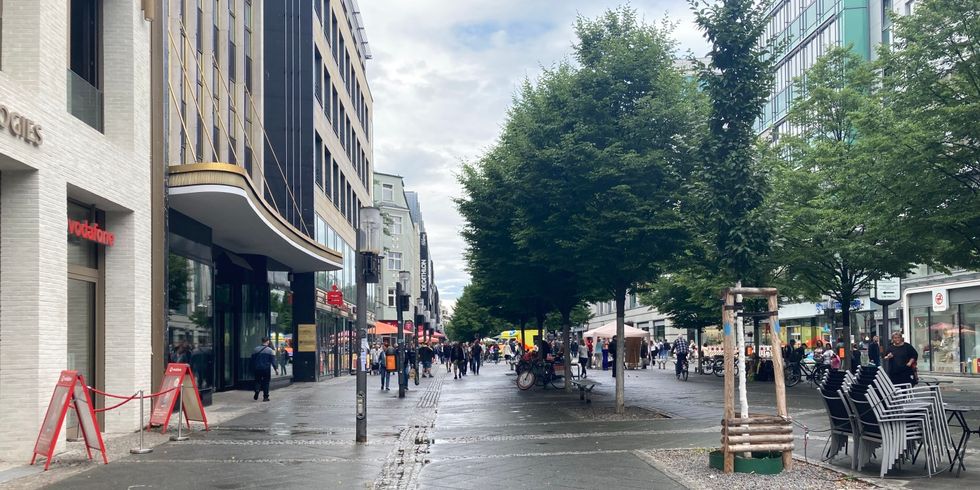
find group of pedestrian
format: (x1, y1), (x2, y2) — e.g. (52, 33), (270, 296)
(445, 339), (485, 379)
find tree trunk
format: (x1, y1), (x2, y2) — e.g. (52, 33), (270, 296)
(561, 309), (572, 391)
(841, 299), (852, 371)
(615, 287), (626, 414)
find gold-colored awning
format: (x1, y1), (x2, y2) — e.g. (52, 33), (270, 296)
(168, 163), (342, 272)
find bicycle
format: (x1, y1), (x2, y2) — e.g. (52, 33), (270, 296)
(695, 356), (714, 375)
(784, 360), (828, 387)
(712, 357), (740, 377)
(516, 356), (564, 390)
(676, 358), (689, 381)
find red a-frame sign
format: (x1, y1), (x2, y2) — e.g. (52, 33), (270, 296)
(31, 371), (108, 470)
(148, 363), (209, 433)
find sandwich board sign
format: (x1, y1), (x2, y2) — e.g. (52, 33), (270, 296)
(31, 371), (108, 470)
(148, 363), (209, 433)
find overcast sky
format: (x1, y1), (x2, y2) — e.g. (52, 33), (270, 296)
(359, 1), (710, 308)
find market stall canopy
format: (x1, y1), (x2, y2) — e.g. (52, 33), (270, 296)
(584, 322), (648, 338)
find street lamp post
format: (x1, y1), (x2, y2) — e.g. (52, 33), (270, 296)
(355, 207), (382, 443)
(397, 270), (412, 398)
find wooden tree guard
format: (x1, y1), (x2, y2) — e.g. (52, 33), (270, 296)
(720, 287), (792, 473)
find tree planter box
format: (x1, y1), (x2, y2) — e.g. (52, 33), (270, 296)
(709, 450), (784, 475)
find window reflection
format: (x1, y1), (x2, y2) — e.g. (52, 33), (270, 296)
(167, 253), (214, 390)
(269, 272), (292, 379)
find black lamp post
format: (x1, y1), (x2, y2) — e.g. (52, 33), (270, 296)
(396, 270), (412, 398)
(355, 206), (382, 443)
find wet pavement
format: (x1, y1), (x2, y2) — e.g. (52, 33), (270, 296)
(5, 361), (980, 488)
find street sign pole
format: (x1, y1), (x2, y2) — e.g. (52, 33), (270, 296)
(871, 276), (901, 340)
(355, 232), (368, 442)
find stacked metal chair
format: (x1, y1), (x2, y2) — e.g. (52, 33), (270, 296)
(839, 365), (952, 478)
(816, 369), (854, 464)
(841, 366), (886, 473)
(872, 369), (953, 474)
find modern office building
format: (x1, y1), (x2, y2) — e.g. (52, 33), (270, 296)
(156, 0), (345, 402)
(0, 1), (153, 460)
(263, 0), (375, 381)
(757, 0), (980, 375)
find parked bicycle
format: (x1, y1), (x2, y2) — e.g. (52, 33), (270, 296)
(712, 357), (740, 377)
(516, 355), (564, 390)
(784, 360), (828, 387)
(695, 356), (714, 375)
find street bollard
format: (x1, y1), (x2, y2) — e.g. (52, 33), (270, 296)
(169, 385), (189, 442)
(130, 390), (153, 454)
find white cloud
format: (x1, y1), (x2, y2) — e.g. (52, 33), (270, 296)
(360, 1), (709, 302)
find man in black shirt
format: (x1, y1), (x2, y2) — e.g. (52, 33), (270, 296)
(884, 332), (918, 385)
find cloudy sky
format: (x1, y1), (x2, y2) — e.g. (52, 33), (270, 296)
(359, 1), (710, 307)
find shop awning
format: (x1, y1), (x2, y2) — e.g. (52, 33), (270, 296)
(369, 322), (399, 335)
(168, 163), (342, 272)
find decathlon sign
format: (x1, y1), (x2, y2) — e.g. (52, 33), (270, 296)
(68, 219), (115, 246)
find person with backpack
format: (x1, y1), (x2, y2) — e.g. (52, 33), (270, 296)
(381, 340), (394, 391)
(250, 337), (279, 401)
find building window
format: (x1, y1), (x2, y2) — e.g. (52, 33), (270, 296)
(314, 134), (323, 189)
(68, 0), (104, 131)
(391, 215), (403, 235)
(387, 252), (402, 271)
(314, 49), (322, 104)
(387, 288), (396, 307)
(382, 183), (394, 202)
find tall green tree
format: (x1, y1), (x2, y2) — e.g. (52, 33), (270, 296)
(771, 47), (920, 368)
(689, 0), (776, 284)
(445, 285), (501, 341)
(867, 0), (980, 270)
(513, 8), (698, 411)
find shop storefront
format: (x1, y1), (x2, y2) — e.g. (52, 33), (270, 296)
(164, 164), (343, 396)
(905, 281), (980, 375)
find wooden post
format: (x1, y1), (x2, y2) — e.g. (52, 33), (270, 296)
(768, 293), (793, 470)
(722, 289), (735, 473)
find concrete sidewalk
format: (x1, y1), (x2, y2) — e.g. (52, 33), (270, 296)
(2, 361), (977, 489)
(3, 374), (431, 489)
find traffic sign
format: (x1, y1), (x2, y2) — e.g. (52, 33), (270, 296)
(871, 276), (901, 304)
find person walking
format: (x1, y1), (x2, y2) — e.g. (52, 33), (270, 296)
(250, 337), (279, 401)
(640, 339), (649, 369)
(608, 336), (618, 378)
(381, 341), (394, 391)
(884, 332), (918, 386)
(471, 340), (483, 375)
(601, 338), (609, 371)
(277, 344), (289, 377)
(419, 342), (435, 378)
(868, 335), (881, 366)
(671, 334), (689, 378)
(578, 337), (590, 378)
(451, 341), (466, 380)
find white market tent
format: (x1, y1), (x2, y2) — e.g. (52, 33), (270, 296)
(584, 322), (648, 339)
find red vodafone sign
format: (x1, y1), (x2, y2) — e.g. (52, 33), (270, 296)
(932, 289), (948, 312)
(68, 219), (114, 246)
(326, 285), (344, 307)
